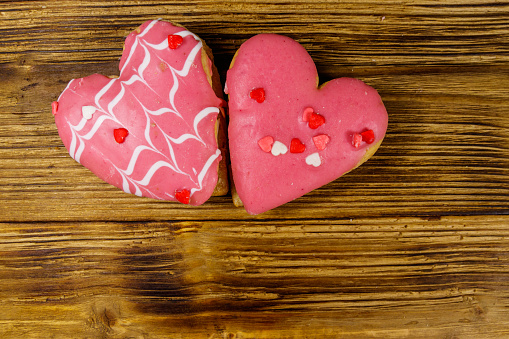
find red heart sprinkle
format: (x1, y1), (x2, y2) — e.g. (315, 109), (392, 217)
(175, 189), (190, 204)
(290, 138), (306, 153)
(352, 133), (362, 148)
(51, 101), (59, 116)
(302, 107), (314, 122)
(258, 136), (274, 153)
(249, 88), (265, 103)
(114, 128), (129, 144)
(361, 129), (375, 144)
(167, 34), (184, 49)
(308, 112), (325, 129)
(312, 134), (330, 150)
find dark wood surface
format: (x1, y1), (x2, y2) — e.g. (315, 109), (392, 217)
(1, 1), (508, 338)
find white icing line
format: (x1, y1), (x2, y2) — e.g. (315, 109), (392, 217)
(133, 160), (180, 186)
(166, 133), (201, 144)
(95, 78), (116, 111)
(168, 70), (179, 111)
(174, 40), (202, 77)
(81, 114), (114, 141)
(143, 114), (157, 151)
(68, 129), (78, 160)
(116, 164), (166, 200)
(120, 36), (138, 75)
(193, 106), (220, 143)
(120, 21), (145, 74)
(175, 30), (200, 41)
(122, 74), (144, 86)
(75, 114), (115, 162)
(71, 117), (88, 133)
(106, 85), (126, 120)
(119, 20), (158, 74)
(139, 100), (186, 174)
(68, 118), (91, 160)
(139, 20), (159, 38)
(162, 134), (185, 175)
(190, 149), (221, 195)
(123, 145), (157, 176)
(57, 80), (74, 101)
(144, 39), (168, 50)
(167, 38), (203, 112)
(74, 136), (86, 163)
(144, 106), (180, 117)
(134, 182), (142, 197)
(120, 172), (131, 194)
(138, 44), (152, 79)
(142, 107), (184, 174)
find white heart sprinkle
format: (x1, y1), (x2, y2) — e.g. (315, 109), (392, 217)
(271, 141), (288, 156)
(81, 105), (96, 120)
(305, 152), (321, 167)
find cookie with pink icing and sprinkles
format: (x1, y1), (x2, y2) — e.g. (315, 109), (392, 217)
(226, 34), (388, 215)
(53, 20), (228, 205)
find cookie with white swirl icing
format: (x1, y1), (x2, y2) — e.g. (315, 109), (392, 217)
(53, 20), (228, 205)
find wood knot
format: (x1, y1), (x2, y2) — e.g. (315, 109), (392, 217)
(87, 302), (120, 334)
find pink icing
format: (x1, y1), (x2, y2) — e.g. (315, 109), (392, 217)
(54, 20), (222, 205)
(227, 34), (388, 215)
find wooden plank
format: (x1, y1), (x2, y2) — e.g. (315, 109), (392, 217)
(1, 216), (509, 338)
(0, 0), (508, 337)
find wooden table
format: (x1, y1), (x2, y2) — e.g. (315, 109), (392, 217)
(1, 1), (508, 338)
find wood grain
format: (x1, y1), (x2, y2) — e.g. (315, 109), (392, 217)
(1, 216), (509, 338)
(0, 0), (508, 338)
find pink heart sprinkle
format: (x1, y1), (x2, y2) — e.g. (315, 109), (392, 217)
(352, 133), (362, 148)
(302, 107), (314, 122)
(51, 101), (59, 116)
(312, 134), (330, 150)
(258, 136), (274, 152)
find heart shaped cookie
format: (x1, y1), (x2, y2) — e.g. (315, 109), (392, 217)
(226, 34), (388, 214)
(53, 20), (227, 205)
